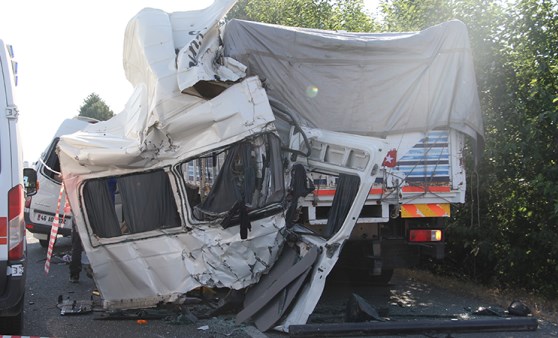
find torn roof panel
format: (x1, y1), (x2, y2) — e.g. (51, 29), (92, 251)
(58, 1), (265, 176)
(58, 76), (274, 175)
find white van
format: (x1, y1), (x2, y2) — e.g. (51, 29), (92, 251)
(24, 117), (96, 247)
(0, 39), (37, 334)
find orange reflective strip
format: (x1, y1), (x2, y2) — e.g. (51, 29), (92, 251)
(402, 186), (451, 193)
(401, 204), (420, 218)
(427, 204), (450, 217)
(314, 186), (451, 196)
(313, 189), (336, 196)
(402, 204), (450, 218)
(316, 188), (385, 195)
(370, 188), (383, 195)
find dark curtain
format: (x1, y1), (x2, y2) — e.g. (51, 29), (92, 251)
(285, 163), (315, 227)
(324, 174), (360, 238)
(264, 135), (285, 205)
(83, 179), (121, 238)
(194, 134), (285, 218)
(118, 170), (180, 234)
(195, 142), (251, 216)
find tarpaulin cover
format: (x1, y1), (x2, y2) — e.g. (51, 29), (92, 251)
(223, 19), (483, 142)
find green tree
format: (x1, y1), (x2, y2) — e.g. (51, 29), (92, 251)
(78, 93), (114, 121)
(381, 0), (558, 297)
(228, 0), (378, 32)
(480, 0), (558, 296)
(380, 0), (454, 31)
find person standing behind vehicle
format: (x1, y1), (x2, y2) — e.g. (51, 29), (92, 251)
(69, 220), (83, 283)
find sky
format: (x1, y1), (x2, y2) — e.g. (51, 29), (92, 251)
(0, 0), (378, 163)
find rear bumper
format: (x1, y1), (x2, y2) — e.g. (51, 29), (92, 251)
(24, 212), (72, 237)
(0, 261), (26, 316)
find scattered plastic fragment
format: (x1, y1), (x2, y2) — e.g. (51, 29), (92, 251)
(471, 306), (505, 317)
(57, 295), (93, 316)
(62, 254), (72, 263)
(508, 300), (531, 316)
(345, 293), (384, 322)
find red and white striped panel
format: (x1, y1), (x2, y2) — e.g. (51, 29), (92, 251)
(401, 203), (450, 218)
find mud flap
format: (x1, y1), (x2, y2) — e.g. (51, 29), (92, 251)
(236, 245), (319, 331)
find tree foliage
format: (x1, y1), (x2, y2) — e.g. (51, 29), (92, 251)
(381, 0), (558, 297)
(78, 93), (114, 121)
(228, 0), (378, 32)
(482, 0), (558, 296)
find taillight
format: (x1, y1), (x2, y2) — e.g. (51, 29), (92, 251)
(8, 185), (25, 260)
(409, 229), (442, 242)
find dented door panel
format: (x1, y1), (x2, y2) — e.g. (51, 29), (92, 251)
(274, 129), (388, 331)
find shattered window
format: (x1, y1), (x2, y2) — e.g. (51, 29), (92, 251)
(41, 138), (61, 181)
(179, 133), (285, 226)
(82, 169), (181, 238)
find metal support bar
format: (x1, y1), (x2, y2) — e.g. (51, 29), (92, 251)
(289, 318), (538, 337)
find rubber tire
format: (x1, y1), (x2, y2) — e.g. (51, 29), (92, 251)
(0, 297), (24, 335)
(39, 239), (49, 248)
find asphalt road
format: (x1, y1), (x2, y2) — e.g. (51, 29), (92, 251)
(20, 232), (558, 338)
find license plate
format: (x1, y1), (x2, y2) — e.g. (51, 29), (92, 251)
(10, 264), (24, 277)
(35, 212), (72, 228)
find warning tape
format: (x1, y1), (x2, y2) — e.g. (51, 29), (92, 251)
(312, 186), (451, 196)
(44, 183), (69, 275)
(1, 336), (47, 338)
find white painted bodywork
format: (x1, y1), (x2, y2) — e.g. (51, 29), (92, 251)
(0, 39), (24, 263)
(53, 0), (480, 331)
(59, 76), (279, 309)
(277, 129), (388, 330)
(57, 0), (283, 310)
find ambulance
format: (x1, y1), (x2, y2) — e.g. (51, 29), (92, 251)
(0, 39), (37, 334)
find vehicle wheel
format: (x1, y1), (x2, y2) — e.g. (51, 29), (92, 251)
(0, 297), (24, 334)
(39, 239), (49, 248)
